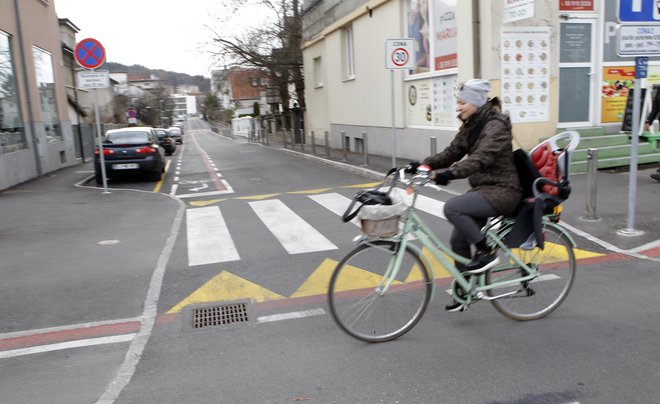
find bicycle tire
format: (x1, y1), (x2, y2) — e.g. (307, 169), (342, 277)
(486, 224), (576, 321)
(328, 240), (432, 342)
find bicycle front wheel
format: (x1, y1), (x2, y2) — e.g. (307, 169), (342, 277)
(486, 224), (576, 321)
(328, 241), (432, 342)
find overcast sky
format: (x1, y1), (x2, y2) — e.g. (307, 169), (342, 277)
(54, 0), (261, 78)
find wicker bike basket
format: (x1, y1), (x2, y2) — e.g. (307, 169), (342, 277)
(357, 200), (408, 237)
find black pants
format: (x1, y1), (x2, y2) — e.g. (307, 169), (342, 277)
(444, 192), (496, 270)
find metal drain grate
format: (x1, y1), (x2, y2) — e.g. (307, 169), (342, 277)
(192, 303), (249, 329)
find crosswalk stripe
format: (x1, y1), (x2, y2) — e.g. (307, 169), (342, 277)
(414, 194), (446, 219)
(187, 207), (240, 266)
(308, 193), (360, 226)
(249, 199), (338, 254)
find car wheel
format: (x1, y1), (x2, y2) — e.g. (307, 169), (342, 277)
(95, 172), (103, 185)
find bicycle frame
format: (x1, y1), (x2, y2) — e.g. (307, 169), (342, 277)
(357, 184), (577, 305)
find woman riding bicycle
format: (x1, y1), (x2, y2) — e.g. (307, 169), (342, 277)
(412, 79), (521, 312)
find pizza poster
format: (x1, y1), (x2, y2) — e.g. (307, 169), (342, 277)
(601, 66), (634, 123)
(500, 27), (551, 123)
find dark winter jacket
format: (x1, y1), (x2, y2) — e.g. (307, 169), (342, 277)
(423, 98), (522, 216)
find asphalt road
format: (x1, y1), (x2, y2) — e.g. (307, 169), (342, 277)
(1, 119), (659, 403)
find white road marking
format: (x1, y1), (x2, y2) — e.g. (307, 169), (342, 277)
(257, 308), (325, 323)
(308, 193), (360, 226)
(250, 199), (337, 254)
(414, 194), (446, 219)
(187, 207), (240, 265)
(0, 334), (135, 359)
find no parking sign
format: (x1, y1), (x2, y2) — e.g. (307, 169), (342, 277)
(385, 39), (415, 69)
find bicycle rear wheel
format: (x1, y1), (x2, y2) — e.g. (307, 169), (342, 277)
(486, 224), (576, 321)
(328, 241), (432, 342)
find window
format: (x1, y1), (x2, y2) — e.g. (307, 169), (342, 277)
(0, 31), (26, 154)
(252, 78), (258, 86)
(342, 26), (355, 79)
(32, 46), (61, 142)
(314, 57), (323, 88)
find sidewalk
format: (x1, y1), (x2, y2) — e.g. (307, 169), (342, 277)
(257, 133), (660, 256)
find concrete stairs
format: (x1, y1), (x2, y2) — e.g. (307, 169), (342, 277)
(551, 127), (660, 173)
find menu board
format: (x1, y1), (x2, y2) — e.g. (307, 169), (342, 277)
(501, 27), (551, 123)
(432, 75), (458, 126)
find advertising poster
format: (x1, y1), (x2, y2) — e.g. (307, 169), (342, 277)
(408, 0), (430, 74)
(406, 79), (433, 125)
(432, 75), (458, 126)
(500, 27), (551, 123)
(433, 0), (457, 71)
(601, 67), (634, 123)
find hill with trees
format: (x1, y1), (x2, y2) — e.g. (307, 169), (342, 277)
(104, 62), (210, 93)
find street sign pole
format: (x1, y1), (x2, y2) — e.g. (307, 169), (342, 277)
(94, 88), (109, 194)
(618, 56), (647, 237)
(390, 70), (396, 168)
(385, 39), (415, 169)
(74, 38), (108, 193)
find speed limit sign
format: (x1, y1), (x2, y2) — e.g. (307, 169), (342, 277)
(385, 39), (415, 69)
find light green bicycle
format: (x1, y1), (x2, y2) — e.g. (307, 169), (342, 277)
(328, 167), (577, 343)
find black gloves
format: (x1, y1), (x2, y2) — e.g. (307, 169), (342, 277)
(433, 171), (455, 185)
(404, 161), (421, 174)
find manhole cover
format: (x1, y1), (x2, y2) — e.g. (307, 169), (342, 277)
(183, 300), (253, 330)
(97, 240), (120, 246)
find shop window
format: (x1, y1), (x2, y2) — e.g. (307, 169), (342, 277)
(33, 46), (62, 143)
(0, 31), (27, 154)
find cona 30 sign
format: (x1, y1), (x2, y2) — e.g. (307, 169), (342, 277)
(385, 39), (415, 69)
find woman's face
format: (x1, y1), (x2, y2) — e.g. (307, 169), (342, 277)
(456, 99), (478, 120)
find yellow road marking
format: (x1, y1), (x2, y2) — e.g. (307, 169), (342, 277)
(286, 188), (332, 194)
(235, 193), (282, 200)
(189, 199), (227, 207)
(290, 258), (401, 298)
(167, 271), (284, 314)
(340, 182), (381, 189)
(153, 160), (171, 193)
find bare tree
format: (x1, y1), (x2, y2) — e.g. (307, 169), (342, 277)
(208, 0), (304, 124)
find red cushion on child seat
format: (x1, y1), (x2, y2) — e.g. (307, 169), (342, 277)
(531, 143), (558, 196)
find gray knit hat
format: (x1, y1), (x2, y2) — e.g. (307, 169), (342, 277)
(456, 79), (491, 108)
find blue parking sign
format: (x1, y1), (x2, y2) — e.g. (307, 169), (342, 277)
(619, 0), (660, 22)
(635, 56), (649, 78)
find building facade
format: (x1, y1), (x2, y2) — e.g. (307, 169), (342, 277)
(301, 0), (660, 159)
(1, 0), (79, 190)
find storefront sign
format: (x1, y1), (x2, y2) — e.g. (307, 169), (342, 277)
(560, 0), (594, 11)
(433, 0), (457, 71)
(503, 0), (535, 23)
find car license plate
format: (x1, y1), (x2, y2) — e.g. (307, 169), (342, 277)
(112, 163), (139, 170)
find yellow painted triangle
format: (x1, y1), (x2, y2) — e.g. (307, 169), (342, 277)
(291, 258), (400, 298)
(235, 193), (281, 200)
(189, 199), (226, 207)
(510, 242), (603, 263)
(340, 182), (381, 189)
(406, 247), (452, 282)
(286, 188), (332, 194)
(167, 271), (284, 314)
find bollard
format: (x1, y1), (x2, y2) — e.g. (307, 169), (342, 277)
(300, 129), (305, 152)
(311, 131), (316, 155)
(362, 131), (369, 166)
(283, 129), (288, 148)
(325, 130), (330, 158)
(584, 148), (599, 220)
(341, 131), (347, 162)
(430, 136), (437, 156)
